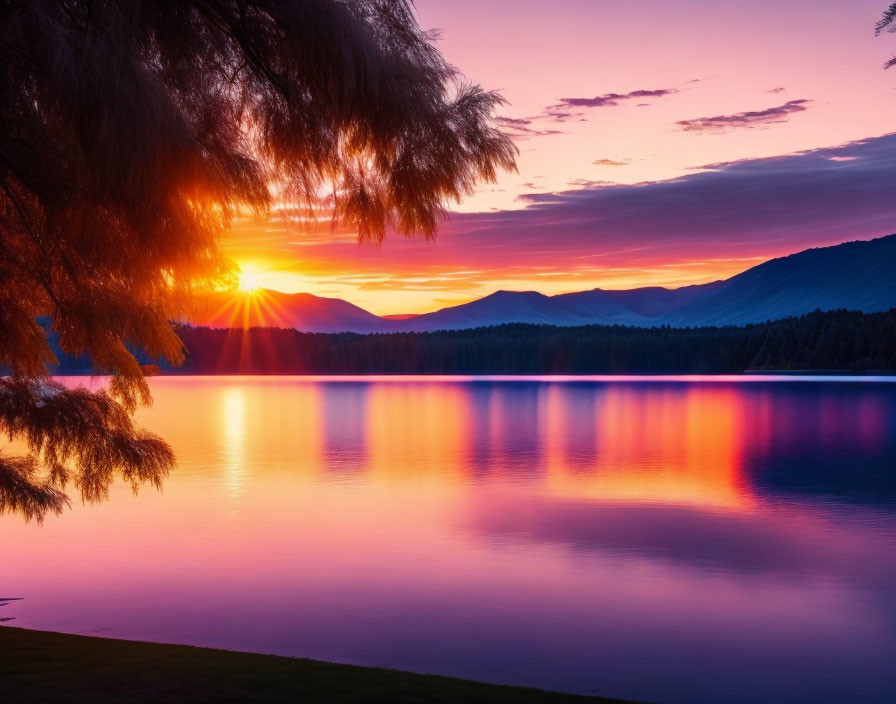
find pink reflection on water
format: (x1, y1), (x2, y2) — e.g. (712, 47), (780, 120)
(3, 376), (896, 703)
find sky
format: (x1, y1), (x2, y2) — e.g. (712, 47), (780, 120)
(226, 0), (896, 315)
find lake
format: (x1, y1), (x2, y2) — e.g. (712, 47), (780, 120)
(4, 376), (896, 703)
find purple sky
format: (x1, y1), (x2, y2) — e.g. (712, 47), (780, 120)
(228, 0), (896, 314)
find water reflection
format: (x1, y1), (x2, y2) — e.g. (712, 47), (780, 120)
(3, 377), (896, 704)
(322, 384), (369, 473)
(221, 387), (249, 505)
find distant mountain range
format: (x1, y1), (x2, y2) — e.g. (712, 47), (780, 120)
(188, 235), (896, 333)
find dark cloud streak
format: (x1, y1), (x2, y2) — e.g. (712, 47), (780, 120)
(676, 99), (811, 133)
(495, 116), (564, 138)
(495, 86), (678, 137)
(555, 88), (678, 109)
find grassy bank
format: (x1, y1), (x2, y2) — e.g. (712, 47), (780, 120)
(0, 627), (639, 703)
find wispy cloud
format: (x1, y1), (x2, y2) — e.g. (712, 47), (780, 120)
(592, 158), (629, 167)
(494, 116), (564, 138)
(554, 88), (678, 109)
(566, 178), (613, 188)
(495, 86), (678, 137)
(494, 116), (532, 128)
(676, 99), (812, 133)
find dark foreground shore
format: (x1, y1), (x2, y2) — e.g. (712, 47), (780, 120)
(0, 627), (639, 703)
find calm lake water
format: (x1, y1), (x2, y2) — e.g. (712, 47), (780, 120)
(4, 376), (896, 703)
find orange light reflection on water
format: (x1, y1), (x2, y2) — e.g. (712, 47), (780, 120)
(5, 376), (896, 704)
(542, 385), (754, 510)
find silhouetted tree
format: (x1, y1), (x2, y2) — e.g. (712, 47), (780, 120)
(0, 0), (516, 518)
(877, 4), (896, 66)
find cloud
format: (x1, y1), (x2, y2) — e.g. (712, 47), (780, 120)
(227, 133), (896, 298)
(768, 86), (786, 94)
(499, 133), (896, 258)
(495, 87), (678, 135)
(356, 278), (477, 292)
(676, 99), (812, 133)
(554, 88), (678, 109)
(592, 158), (629, 167)
(566, 178), (613, 188)
(494, 115), (564, 138)
(494, 116), (532, 128)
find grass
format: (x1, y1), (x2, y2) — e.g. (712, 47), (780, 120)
(0, 627), (642, 703)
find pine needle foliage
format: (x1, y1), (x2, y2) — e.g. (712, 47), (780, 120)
(0, 0), (517, 519)
(877, 3), (896, 66)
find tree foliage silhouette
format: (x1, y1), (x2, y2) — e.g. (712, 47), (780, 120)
(877, 3), (896, 66)
(0, 0), (516, 518)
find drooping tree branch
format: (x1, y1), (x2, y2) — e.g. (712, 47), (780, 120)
(0, 378), (174, 520)
(877, 3), (896, 67)
(0, 453), (69, 522)
(0, 0), (516, 518)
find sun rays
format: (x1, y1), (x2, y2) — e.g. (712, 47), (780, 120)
(192, 269), (300, 333)
(206, 290), (289, 329)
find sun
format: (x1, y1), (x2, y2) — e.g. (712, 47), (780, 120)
(238, 270), (261, 292)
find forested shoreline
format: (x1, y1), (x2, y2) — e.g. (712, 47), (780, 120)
(41, 309), (896, 375)
(50, 309), (882, 375)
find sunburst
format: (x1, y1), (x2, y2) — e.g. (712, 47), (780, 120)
(238, 270), (261, 293)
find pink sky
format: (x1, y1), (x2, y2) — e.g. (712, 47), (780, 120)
(226, 0), (896, 314)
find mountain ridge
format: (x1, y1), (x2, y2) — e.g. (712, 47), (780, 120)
(187, 234), (896, 333)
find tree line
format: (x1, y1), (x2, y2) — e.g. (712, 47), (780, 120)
(120, 309), (896, 374)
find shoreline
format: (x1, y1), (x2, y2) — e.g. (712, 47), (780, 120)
(0, 627), (640, 703)
(50, 369), (896, 382)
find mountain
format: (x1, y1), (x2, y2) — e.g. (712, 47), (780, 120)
(397, 289), (633, 331)
(661, 236), (896, 326)
(394, 285), (724, 331)
(394, 285), (714, 331)
(574, 283), (727, 318)
(399, 235), (896, 331)
(184, 235), (896, 333)
(189, 289), (389, 334)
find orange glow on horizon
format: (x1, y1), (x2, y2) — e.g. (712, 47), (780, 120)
(224, 217), (774, 316)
